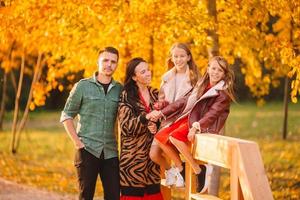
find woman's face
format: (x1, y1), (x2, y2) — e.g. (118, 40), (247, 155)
(133, 62), (152, 86)
(208, 60), (225, 85)
(171, 47), (190, 72)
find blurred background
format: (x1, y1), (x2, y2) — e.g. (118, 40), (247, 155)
(0, 0), (299, 199)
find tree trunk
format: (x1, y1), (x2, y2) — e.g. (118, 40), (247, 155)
(0, 71), (7, 131)
(10, 70), (17, 93)
(0, 41), (16, 131)
(282, 77), (289, 139)
(15, 53), (43, 150)
(282, 12), (298, 140)
(206, 0), (219, 58)
(149, 34), (154, 65)
(11, 52), (25, 154)
(205, 0), (221, 196)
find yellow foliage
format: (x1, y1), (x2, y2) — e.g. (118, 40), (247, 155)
(0, 0), (300, 108)
(58, 85), (64, 92)
(29, 102), (35, 111)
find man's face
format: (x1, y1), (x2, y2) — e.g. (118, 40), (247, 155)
(97, 52), (118, 76)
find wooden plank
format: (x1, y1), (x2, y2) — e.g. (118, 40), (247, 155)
(160, 164), (171, 200)
(165, 133), (273, 200)
(237, 143), (274, 200)
(190, 193), (222, 200)
(230, 146), (243, 200)
(185, 143), (193, 200)
(161, 184), (171, 200)
(193, 134), (256, 169)
(193, 134), (273, 199)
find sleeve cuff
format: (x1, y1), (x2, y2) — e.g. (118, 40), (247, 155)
(140, 114), (148, 125)
(160, 111), (167, 120)
(192, 121), (201, 131)
(60, 112), (74, 123)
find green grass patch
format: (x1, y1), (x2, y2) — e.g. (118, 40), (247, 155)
(0, 102), (299, 199)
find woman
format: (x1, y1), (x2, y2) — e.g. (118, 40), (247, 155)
(118, 58), (164, 200)
(149, 56), (235, 193)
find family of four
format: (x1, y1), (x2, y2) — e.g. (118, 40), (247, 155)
(60, 43), (235, 200)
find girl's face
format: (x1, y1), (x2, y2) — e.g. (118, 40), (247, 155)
(133, 62), (152, 86)
(208, 60), (225, 85)
(171, 47), (190, 72)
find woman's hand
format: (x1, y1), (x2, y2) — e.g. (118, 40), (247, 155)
(148, 121), (157, 134)
(146, 110), (162, 122)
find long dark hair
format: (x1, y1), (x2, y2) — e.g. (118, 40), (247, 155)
(123, 57), (147, 115)
(167, 43), (199, 87)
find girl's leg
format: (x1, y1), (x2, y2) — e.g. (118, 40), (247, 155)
(150, 143), (170, 170)
(169, 136), (201, 174)
(155, 139), (184, 171)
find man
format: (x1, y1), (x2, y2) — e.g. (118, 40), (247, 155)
(60, 47), (122, 200)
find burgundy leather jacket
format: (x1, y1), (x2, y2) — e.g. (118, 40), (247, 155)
(161, 81), (231, 134)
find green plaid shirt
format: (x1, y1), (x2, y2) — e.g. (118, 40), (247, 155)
(60, 73), (122, 159)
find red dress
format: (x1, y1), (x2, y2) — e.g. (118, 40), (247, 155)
(155, 116), (189, 144)
(121, 193), (164, 200)
(155, 84), (212, 144)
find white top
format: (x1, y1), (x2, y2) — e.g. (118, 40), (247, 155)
(174, 72), (189, 101)
(159, 67), (193, 127)
(160, 67), (192, 103)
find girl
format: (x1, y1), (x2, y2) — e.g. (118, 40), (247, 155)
(150, 56), (235, 193)
(149, 43), (199, 187)
(118, 58), (164, 200)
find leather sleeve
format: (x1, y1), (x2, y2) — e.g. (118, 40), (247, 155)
(199, 91), (231, 132)
(160, 95), (188, 119)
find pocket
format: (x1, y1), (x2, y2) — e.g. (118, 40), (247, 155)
(83, 96), (104, 113)
(74, 148), (85, 167)
(110, 97), (119, 104)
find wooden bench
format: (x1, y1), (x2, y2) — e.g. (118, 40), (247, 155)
(162, 134), (274, 200)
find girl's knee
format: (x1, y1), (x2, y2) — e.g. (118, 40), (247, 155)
(149, 146), (161, 161)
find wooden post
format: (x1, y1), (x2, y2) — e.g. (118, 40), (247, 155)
(185, 150), (193, 200)
(192, 134), (273, 200)
(161, 163), (171, 200)
(230, 144), (243, 200)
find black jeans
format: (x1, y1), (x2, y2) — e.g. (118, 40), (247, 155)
(74, 148), (120, 200)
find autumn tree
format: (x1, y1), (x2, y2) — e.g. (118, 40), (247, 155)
(0, 0), (299, 149)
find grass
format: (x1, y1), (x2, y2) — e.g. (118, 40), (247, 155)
(0, 102), (300, 199)
(0, 111), (103, 197)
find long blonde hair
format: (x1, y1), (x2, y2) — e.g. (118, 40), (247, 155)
(167, 43), (199, 87)
(196, 56), (235, 101)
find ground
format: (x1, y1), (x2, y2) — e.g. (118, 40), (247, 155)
(0, 178), (75, 200)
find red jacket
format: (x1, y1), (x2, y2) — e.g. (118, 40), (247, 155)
(161, 80), (231, 134)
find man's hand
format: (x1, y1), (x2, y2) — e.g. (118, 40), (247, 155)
(75, 140), (85, 149)
(63, 119), (85, 150)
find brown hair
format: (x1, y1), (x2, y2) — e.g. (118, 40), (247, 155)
(196, 56), (235, 101)
(167, 43), (199, 86)
(97, 46), (119, 61)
